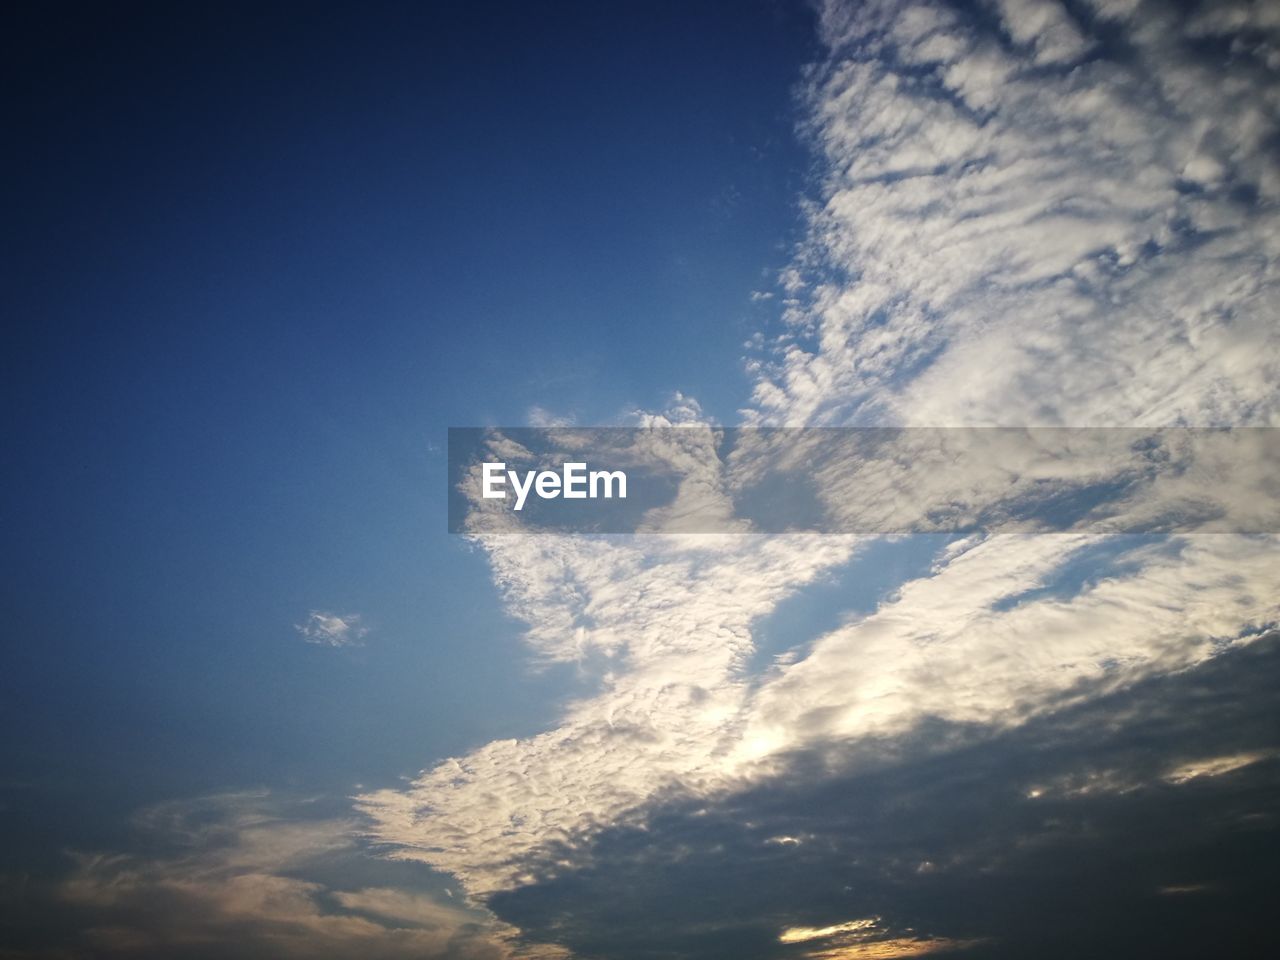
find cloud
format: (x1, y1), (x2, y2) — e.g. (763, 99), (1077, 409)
(779, 919), (881, 944)
(480, 636), (1280, 958)
(295, 611), (369, 648)
(778, 918), (981, 960)
(737, 533), (1280, 760)
(359, 525), (1278, 914)
(526, 407), (576, 429)
(749, 0), (1280, 428)
(357, 531), (867, 895)
(360, 3), (1280, 956)
(35, 792), (537, 960)
(1163, 751), (1277, 784)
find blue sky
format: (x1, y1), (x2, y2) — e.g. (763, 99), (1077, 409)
(4, 0), (816, 809)
(4, 2), (1280, 959)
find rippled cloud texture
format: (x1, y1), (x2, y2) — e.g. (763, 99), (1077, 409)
(749, 0), (1280, 428)
(354, 2), (1280, 957)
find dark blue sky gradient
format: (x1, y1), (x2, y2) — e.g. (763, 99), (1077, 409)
(2, 0), (819, 873)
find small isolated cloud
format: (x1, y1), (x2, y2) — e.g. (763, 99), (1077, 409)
(779, 917), (879, 943)
(296, 611), (369, 648)
(1163, 751), (1275, 784)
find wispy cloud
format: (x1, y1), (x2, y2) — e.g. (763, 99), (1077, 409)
(526, 407), (576, 428)
(53, 792), (535, 960)
(1163, 750), (1276, 784)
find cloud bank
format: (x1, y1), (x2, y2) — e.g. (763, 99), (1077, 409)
(357, 12), (1280, 957)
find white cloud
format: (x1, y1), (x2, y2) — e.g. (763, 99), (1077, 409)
(358, 530), (865, 894)
(747, 0), (1280, 428)
(738, 533), (1280, 763)
(296, 611), (369, 648)
(359, 1), (1280, 947)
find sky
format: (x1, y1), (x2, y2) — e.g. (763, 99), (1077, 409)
(2, 1), (1279, 958)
